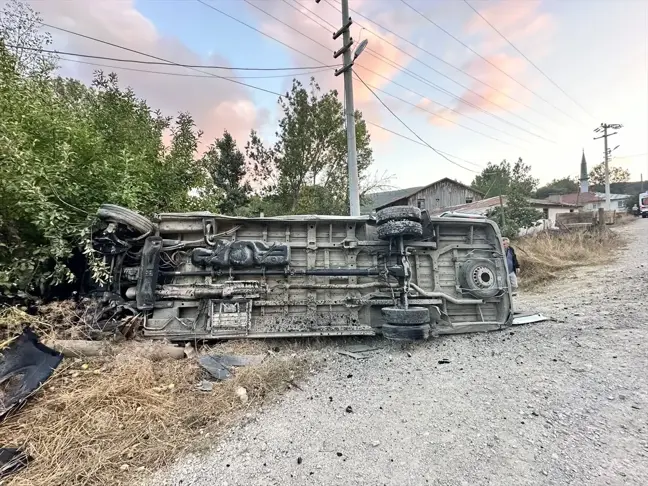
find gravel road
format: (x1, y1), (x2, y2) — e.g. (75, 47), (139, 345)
(149, 220), (648, 486)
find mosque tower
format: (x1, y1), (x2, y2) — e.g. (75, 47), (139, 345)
(579, 149), (589, 194)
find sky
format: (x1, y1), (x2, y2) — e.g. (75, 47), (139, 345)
(4, 0), (648, 191)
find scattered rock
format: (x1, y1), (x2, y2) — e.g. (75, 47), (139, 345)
(197, 380), (214, 392)
(236, 387), (248, 404)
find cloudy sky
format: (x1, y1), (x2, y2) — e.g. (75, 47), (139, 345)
(7, 0), (648, 190)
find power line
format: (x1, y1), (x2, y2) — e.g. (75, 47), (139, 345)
(354, 71), (480, 173)
(3, 44), (338, 71)
(58, 56), (331, 80)
(361, 49), (552, 144)
(37, 22), (285, 97)
(323, 0), (554, 126)
(365, 83), (525, 147)
(284, 0), (337, 30)
(402, 0), (587, 126)
(241, 0), (538, 146)
(195, 0), (326, 67)
(37, 11), (487, 173)
(319, 0), (555, 142)
(463, 0), (594, 120)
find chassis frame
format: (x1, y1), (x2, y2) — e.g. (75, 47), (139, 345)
(92, 204), (514, 342)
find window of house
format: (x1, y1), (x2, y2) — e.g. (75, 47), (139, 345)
(465, 197), (473, 204)
(417, 199), (425, 209)
(543, 208), (549, 219)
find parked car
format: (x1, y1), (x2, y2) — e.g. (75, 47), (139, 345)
(92, 204), (514, 342)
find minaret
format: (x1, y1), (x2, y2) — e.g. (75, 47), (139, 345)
(579, 149), (588, 194)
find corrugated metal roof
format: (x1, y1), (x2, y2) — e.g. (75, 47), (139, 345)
(428, 196), (503, 216)
(375, 177), (484, 211)
(593, 192), (632, 200)
(360, 186), (424, 214)
(428, 196), (581, 217)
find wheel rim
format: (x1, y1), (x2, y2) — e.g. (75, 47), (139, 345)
(471, 265), (495, 290)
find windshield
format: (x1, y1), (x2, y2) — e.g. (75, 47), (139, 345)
(642, 197), (648, 206)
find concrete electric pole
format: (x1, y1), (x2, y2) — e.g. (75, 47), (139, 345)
(593, 123), (623, 210)
(316, 0), (366, 216)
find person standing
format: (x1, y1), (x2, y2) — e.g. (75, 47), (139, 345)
(502, 237), (520, 295)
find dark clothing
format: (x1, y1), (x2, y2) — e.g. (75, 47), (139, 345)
(505, 247), (520, 274)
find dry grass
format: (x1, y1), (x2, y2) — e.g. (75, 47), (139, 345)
(0, 334), (309, 486)
(516, 227), (625, 288)
(0, 301), (100, 343)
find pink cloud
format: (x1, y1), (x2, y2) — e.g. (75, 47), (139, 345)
(429, 0), (556, 122)
(18, 0), (269, 152)
(247, 0), (418, 145)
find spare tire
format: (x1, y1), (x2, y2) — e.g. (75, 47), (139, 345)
(381, 323), (430, 341)
(382, 306), (430, 325)
(377, 220), (423, 240)
(97, 204), (155, 235)
(376, 206), (422, 225)
(459, 258), (500, 299)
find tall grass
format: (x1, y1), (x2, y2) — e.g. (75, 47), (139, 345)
(515, 227), (623, 287)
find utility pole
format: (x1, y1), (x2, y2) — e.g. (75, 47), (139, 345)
(320, 0), (365, 216)
(593, 123), (623, 210)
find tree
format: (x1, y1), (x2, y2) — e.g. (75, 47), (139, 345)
(200, 130), (251, 214)
(244, 78), (376, 215)
(480, 158), (542, 237)
(471, 158), (537, 198)
(535, 177), (579, 199)
(589, 162), (630, 187)
(471, 161), (511, 197)
(0, 0), (57, 76)
(0, 1), (213, 292)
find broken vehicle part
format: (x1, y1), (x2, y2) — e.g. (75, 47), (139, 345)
(92, 204), (513, 342)
(0, 328), (63, 419)
(512, 313), (549, 326)
(0, 447), (30, 480)
(198, 354), (265, 381)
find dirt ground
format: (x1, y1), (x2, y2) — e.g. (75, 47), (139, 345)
(146, 219), (648, 486)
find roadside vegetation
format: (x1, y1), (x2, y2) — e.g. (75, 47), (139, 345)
(515, 227), (624, 288)
(0, 2), (637, 485)
(0, 306), (309, 486)
(0, 0), (390, 297)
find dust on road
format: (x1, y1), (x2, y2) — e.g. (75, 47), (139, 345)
(148, 220), (648, 486)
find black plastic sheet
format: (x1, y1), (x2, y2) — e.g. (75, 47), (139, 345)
(0, 328), (63, 420)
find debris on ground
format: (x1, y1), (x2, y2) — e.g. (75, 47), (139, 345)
(337, 344), (380, 360)
(0, 448), (30, 480)
(197, 380), (214, 392)
(0, 300), (137, 343)
(0, 342), (306, 486)
(45, 339), (185, 360)
(0, 328), (63, 419)
(198, 354), (266, 381)
(235, 386), (249, 404)
(512, 312), (549, 326)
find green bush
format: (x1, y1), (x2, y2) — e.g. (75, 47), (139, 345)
(0, 45), (211, 293)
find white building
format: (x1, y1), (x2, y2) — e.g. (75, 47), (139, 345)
(550, 150), (631, 211)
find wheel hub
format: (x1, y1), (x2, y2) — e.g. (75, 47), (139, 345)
(471, 265), (495, 289)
